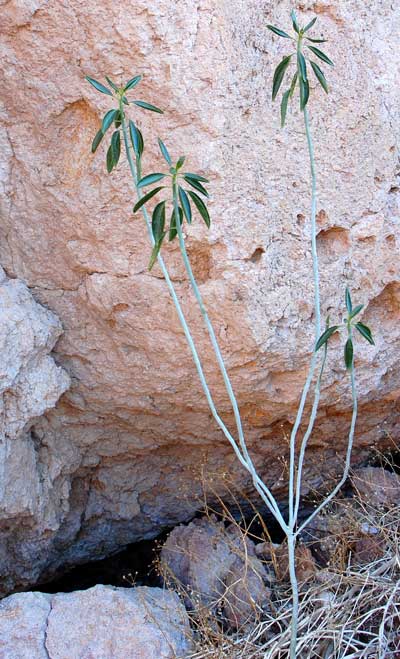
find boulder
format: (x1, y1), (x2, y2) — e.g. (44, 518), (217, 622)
(351, 467), (400, 509)
(0, 585), (192, 659)
(161, 516), (271, 629)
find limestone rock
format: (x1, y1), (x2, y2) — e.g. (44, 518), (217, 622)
(0, 269), (70, 594)
(0, 0), (399, 592)
(0, 591), (52, 659)
(0, 267), (69, 439)
(161, 516), (271, 629)
(0, 585), (192, 659)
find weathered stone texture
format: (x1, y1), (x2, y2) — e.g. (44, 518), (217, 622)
(0, 268), (70, 593)
(0, 0), (399, 591)
(0, 586), (192, 658)
(161, 516), (271, 629)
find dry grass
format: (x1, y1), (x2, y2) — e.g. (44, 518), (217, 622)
(157, 468), (400, 658)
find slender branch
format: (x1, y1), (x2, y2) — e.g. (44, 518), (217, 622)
(304, 106), (321, 339)
(287, 532), (299, 659)
(286, 48), (323, 659)
(119, 108), (287, 529)
(293, 346), (327, 520)
(287, 103), (322, 529)
(171, 182), (287, 528)
(173, 185), (252, 464)
(297, 353), (358, 536)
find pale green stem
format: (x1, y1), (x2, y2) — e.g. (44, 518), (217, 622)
(285, 43), (322, 659)
(293, 347), (327, 521)
(172, 185), (250, 462)
(171, 182), (287, 527)
(304, 107), (321, 339)
(119, 108), (286, 528)
(120, 116), (240, 458)
(287, 532), (299, 659)
(287, 97), (322, 536)
(297, 348), (358, 536)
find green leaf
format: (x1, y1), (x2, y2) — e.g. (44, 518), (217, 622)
(106, 145), (114, 173)
(169, 207), (183, 241)
(137, 173), (166, 188)
(291, 10), (300, 33)
(133, 187), (164, 213)
(85, 76), (113, 96)
(187, 191), (210, 228)
(176, 156), (186, 170)
(349, 304), (364, 320)
(344, 338), (353, 370)
(304, 16), (317, 32)
(91, 129), (104, 154)
(345, 288), (352, 314)
(102, 109), (118, 135)
(152, 201), (166, 242)
(315, 325), (339, 351)
(267, 25), (292, 39)
(148, 235), (165, 270)
(110, 131), (121, 167)
(310, 61), (328, 93)
(179, 186), (192, 223)
(355, 322), (375, 345)
(306, 37), (327, 43)
(183, 176), (209, 197)
(280, 89), (290, 127)
(133, 100), (164, 114)
(124, 75), (142, 91)
(105, 76), (119, 92)
(272, 55), (292, 101)
(158, 138), (171, 166)
(307, 45), (334, 66)
(114, 110), (122, 128)
(183, 172), (209, 183)
(289, 72), (298, 98)
(136, 128), (144, 158)
(298, 52), (307, 82)
(129, 120), (143, 158)
(122, 96), (129, 105)
(299, 77), (309, 110)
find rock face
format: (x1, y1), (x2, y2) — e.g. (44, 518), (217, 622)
(0, 268), (70, 594)
(0, 0), (399, 592)
(0, 585), (192, 658)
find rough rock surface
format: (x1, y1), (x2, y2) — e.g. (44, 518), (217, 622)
(161, 516), (270, 628)
(0, 585), (192, 658)
(351, 467), (400, 508)
(0, 267), (70, 594)
(0, 0), (399, 591)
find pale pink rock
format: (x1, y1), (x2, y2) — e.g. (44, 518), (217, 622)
(0, 591), (51, 659)
(0, 0), (399, 592)
(0, 586), (192, 659)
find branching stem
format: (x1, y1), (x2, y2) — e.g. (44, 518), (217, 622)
(120, 105), (286, 528)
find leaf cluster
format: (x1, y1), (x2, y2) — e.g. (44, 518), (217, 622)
(133, 139), (211, 269)
(267, 11), (333, 126)
(86, 74), (163, 172)
(315, 288), (374, 370)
